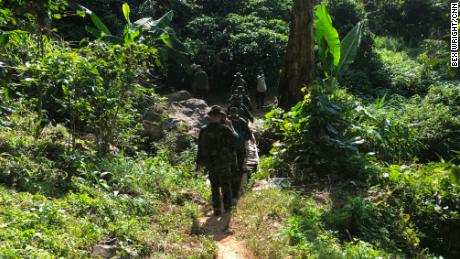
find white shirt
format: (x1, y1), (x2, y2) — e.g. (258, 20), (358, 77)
(256, 74), (267, 92)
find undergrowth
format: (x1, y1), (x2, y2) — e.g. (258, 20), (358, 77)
(236, 160), (460, 258)
(0, 110), (214, 258)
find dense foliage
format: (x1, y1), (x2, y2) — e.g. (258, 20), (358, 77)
(258, 2), (460, 258)
(0, 106), (213, 257)
(1, 0), (459, 258)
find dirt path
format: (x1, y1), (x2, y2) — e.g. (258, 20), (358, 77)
(197, 212), (256, 259)
(216, 236), (254, 259)
(194, 99), (262, 258)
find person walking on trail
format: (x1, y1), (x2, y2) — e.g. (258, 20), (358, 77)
(231, 72), (248, 93)
(196, 105), (239, 216)
(228, 107), (255, 201)
(228, 94), (254, 122)
(193, 65), (209, 102)
(256, 69), (267, 109)
(235, 85), (254, 112)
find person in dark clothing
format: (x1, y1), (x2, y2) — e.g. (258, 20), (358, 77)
(228, 95), (254, 122)
(234, 86), (253, 112)
(231, 72), (248, 93)
(228, 107), (255, 200)
(193, 65), (209, 102)
(196, 105), (239, 216)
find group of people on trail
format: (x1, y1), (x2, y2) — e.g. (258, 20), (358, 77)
(196, 71), (258, 216)
(191, 65), (268, 110)
(232, 69), (268, 110)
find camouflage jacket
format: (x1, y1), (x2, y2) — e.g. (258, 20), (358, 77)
(231, 78), (248, 92)
(197, 122), (239, 169)
(227, 104), (254, 122)
(230, 116), (251, 149)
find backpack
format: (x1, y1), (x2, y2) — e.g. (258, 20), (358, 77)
(199, 124), (234, 168)
(257, 74), (267, 92)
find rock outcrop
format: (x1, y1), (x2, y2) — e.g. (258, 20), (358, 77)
(166, 90), (193, 103)
(142, 92), (209, 142)
(168, 98), (209, 139)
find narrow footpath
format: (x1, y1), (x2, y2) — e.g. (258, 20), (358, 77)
(197, 142), (260, 258)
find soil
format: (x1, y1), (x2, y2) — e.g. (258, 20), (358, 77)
(198, 211), (256, 259)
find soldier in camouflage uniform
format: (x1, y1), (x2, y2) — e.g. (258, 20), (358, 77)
(197, 105), (239, 216)
(231, 72), (248, 93)
(228, 94), (254, 122)
(235, 85), (253, 111)
(228, 107), (255, 200)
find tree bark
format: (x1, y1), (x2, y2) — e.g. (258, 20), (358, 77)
(278, 0), (315, 109)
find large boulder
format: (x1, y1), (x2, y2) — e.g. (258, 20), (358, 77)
(168, 98), (209, 139)
(142, 98), (209, 143)
(166, 90), (193, 102)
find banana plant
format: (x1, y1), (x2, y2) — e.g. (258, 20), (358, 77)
(315, 4), (363, 83)
(78, 2), (189, 65)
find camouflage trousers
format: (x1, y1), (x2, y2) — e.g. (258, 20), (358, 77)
(208, 167), (232, 212)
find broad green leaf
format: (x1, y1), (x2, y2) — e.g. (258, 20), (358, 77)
(315, 4), (340, 68)
(134, 11), (174, 32)
(337, 21), (363, 74)
(78, 4), (112, 36)
(85, 26), (102, 38)
(122, 3), (131, 24)
(123, 25), (140, 44)
(158, 33), (172, 48)
(62, 85), (69, 95)
(133, 17), (152, 30)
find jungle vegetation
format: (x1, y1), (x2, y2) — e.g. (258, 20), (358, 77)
(0, 0), (459, 258)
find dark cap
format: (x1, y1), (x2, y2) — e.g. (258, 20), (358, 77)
(208, 105), (226, 116)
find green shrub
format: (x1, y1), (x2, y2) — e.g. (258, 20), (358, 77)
(361, 0), (448, 43)
(377, 48), (424, 94)
(356, 97), (422, 163)
(325, 197), (398, 251)
(328, 0), (366, 37)
(0, 112), (80, 195)
(371, 162), (460, 257)
(0, 124), (213, 257)
(283, 198), (392, 258)
(399, 83), (460, 161)
(184, 13), (288, 93)
(267, 85), (367, 179)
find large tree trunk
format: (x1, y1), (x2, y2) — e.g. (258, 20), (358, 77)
(278, 0), (315, 108)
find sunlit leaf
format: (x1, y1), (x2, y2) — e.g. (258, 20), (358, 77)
(78, 4), (112, 36)
(338, 21), (363, 74)
(122, 2), (131, 24)
(315, 4), (340, 68)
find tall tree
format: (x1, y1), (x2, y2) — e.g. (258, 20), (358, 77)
(278, 0), (315, 108)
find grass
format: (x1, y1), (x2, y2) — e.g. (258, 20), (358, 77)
(0, 157), (216, 258)
(0, 115), (216, 258)
(233, 188), (294, 258)
(233, 186), (391, 258)
(233, 159), (460, 258)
